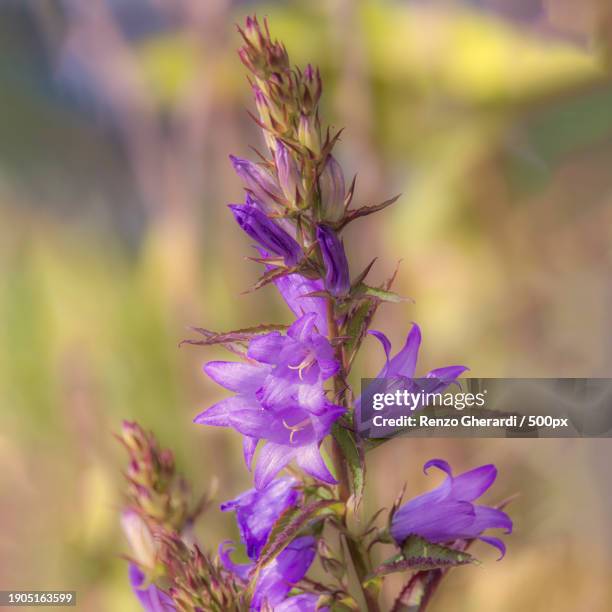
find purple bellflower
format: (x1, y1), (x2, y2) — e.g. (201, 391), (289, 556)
(357, 323), (468, 430)
(220, 536), (317, 611)
(368, 323), (468, 384)
(220, 477), (299, 561)
(391, 459), (513, 559)
(230, 199), (302, 266)
(316, 225), (350, 297)
(129, 563), (175, 612)
(195, 315), (344, 489)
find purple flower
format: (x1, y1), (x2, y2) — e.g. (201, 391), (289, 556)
(390, 459), (513, 559)
(195, 321), (344, 488)
(230, 155), (283, 211)
(316, 225), (350, 297)
(230, 200), (302, 266)
(369, 323), (468, 386)
(128, 563), (175, 612)
(220, 536), (316, 611)
(274, 140), (303, 203)
(318, 155), (345, 222)
(220, 477), (299, 561)
(248, 312), (339, 415)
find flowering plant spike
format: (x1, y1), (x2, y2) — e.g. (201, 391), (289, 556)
(118, 16), (513, 612)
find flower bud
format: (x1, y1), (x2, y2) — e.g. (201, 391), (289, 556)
(316, 224), (350, 296)
(274, 140), (303, 204)
(319, 155), (345, 223)
(121, 510), (157, 570)
(230, 202), (302, 265)
(253, 86), (276, 151)
(298, 114), (320, 154)
(243, 16), (264, 51)
(230, 155), (282, 211)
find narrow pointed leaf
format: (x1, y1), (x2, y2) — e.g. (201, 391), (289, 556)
(372, 536), (476, 577)
(332, 423), (365, 511)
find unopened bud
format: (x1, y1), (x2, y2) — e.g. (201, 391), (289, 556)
(121, 510), (157, 570)
(274, 140), (304, 205)
(298, 114), (320, 154)
(319, 155), (345, 223)
(316, 224), (350, 297)
(230, 155), (283, 211)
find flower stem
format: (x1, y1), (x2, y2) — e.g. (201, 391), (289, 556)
(326, 298), (381, 612)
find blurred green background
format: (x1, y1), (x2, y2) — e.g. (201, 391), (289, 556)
(1, 0), (612, 610)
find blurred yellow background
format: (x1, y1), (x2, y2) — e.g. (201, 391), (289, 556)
(1, 0), (612, 610)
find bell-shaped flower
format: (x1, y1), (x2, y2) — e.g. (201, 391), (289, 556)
(316, 225), (350, 297)
(195, 327), (344, 489)
(391, 459), (513, 559)
(368, 323), (468, 391)
(220, 477), (299, 561)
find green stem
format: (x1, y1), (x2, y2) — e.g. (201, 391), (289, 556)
(326, 299), (381, 612)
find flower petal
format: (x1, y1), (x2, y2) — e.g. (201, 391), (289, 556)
(450, 464), (497, 501)
(287, 312), (318, 341)
(426, 365), (469, 382)
(254, 442), (296, 489)
(368, 330), (392, 367)
(228, 407), (277, 439)
(391, 500), (475, 544)
(387, 324), (421, 378)
(472, 505), (513, 534)
(248, 332), (286, 364)
(218, 541), (252, 581)
(423, 458), (453, 477)
(204, 361), (266, 393)
(193, 395), (253, 426)
(128, 563), (175, 612)
(478, 535), (506, 560)
(243, 436), (258, 470)
(295, 443), (336, 484)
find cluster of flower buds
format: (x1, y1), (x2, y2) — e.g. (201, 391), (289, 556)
(118, 420), (199, 532)
(157, 532), (245, 612)
(235, 14), (350, 232)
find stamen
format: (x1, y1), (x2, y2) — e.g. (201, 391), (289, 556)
(282, 418), (311, 443)
(287, 353), (317, 380)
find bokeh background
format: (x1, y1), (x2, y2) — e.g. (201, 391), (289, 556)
(1, 0), (612, 610)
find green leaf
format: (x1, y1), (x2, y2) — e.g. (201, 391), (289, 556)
(339, 194), (401, 228)
(372, 536), (477, 577)
(343, 299), (378, 365)
(358, 285), (407, 303)
(180, 323), (288, 349)
(332, 423), (365, 511)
